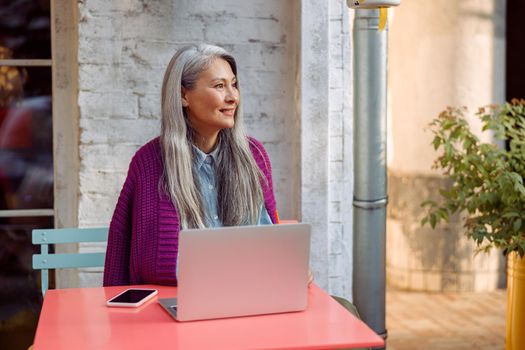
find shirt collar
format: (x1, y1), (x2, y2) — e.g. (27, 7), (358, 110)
(192, 144), (220, 169)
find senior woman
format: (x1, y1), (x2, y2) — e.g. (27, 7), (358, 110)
(103, 44), (278, 286)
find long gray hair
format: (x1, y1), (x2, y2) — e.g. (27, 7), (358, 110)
(160, 44), (264, 229)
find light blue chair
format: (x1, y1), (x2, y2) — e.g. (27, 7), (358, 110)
(32, 227), (108, 295)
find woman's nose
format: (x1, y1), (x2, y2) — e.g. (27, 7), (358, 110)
(225, 86), (239, 103)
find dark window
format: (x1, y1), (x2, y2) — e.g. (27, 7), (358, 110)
(506, 0), (525, 101)
(0, 1), (53, 349)
(0, 0), (51, 59)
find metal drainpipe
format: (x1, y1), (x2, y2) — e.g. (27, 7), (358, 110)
(346, 1), (400, 348)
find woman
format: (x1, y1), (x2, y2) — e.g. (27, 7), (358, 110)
(103, 44), (279, 286)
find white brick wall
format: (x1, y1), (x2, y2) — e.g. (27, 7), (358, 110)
(300, 0), (330, 291)
(75, 0), (354, 299)
(78, 0), (298, 228)
(328, 0), (353, 299)
(299, 0), (353, 300)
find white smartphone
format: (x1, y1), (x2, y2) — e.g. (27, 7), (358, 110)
(106, 288), (158, 307)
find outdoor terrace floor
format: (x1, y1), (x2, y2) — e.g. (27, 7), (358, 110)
(386, 287), (507, 350)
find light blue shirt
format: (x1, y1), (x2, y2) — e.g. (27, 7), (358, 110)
(192, 145), (272, 227)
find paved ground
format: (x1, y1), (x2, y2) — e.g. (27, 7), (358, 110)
(385, 288), (507, 350)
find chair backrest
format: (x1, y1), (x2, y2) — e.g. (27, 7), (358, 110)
(32, 227), (109, 296)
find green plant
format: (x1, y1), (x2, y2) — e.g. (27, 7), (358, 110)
(421, 100), (525, 258)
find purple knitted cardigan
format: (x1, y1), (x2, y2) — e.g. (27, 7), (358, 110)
(103, 137), (277, 286)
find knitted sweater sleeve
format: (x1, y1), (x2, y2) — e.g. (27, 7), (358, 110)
(248, 137), (278, 224)
(103, 158), (137, 286)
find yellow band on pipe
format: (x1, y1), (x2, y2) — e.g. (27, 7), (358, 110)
(378, 7), (387, 31)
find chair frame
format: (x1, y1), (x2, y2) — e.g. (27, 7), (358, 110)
(32, 227), (108, 295)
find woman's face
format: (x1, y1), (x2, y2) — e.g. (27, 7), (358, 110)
(182, 58), (239, 139)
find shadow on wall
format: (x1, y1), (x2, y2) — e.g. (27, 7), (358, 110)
(387, 172), (506, 292)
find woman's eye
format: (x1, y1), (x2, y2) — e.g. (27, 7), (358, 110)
(232, 82), (238, 88)
(215, 83), (224, 89)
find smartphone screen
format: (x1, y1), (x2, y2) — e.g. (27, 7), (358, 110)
(107, 288), (158, 307)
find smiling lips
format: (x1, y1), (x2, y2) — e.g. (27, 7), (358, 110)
(220, 108), (236, 117)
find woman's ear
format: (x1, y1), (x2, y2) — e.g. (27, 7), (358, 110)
(181, 87), (189, 107)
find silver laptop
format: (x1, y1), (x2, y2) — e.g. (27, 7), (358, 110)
(158, 223), (311, 322)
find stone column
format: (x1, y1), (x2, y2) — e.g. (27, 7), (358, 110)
(299, 0), (330, 289)
(298, 0), (354, 298)
(387, 0), (506, 291)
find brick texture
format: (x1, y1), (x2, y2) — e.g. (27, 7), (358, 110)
(78, 0), (298, 227)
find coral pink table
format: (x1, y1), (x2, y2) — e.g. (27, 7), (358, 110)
(33, 283), (384, 349)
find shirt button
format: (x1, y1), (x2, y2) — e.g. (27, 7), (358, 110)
(208, 184), (214, 190)
(214, 215), (218, 220)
